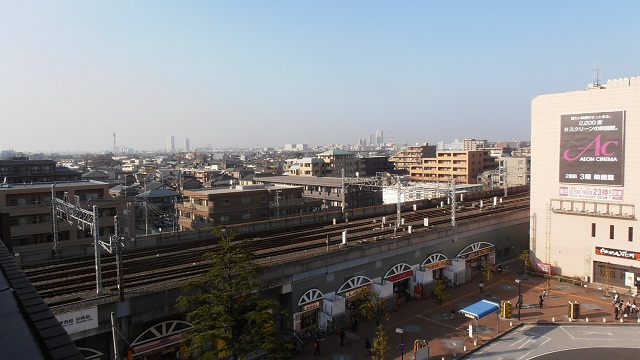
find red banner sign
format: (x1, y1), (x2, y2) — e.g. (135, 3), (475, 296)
(385, 270), (414, 283)
(536, 262), (552, 275)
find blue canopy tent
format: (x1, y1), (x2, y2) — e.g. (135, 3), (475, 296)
(458, 300), (501, 344)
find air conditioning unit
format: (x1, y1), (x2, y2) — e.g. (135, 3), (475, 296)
(580, 275), (590, 282)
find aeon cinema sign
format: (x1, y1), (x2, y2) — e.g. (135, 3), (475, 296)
(559, 111), (625, 186)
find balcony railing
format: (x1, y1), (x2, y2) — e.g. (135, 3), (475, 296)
(176, 202), (215, 213)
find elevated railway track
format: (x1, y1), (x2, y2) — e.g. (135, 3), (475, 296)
(23, 190), (530, 308)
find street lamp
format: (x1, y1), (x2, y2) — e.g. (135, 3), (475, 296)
(515, 279), (522, 320)
(396, 327), (404, 360)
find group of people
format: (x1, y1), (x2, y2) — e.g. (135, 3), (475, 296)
(613, 293), (637, 320)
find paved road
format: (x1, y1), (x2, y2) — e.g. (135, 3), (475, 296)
(466, 324), (640, 360)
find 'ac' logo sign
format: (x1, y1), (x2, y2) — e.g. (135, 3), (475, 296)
(563, 135), (618, 161)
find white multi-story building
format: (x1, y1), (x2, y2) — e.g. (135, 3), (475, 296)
(531, 77), (640, 288)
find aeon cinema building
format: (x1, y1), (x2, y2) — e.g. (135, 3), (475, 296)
(531, 77), (640, 291)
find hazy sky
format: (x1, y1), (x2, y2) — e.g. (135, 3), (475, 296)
(2, 1), (639, 153)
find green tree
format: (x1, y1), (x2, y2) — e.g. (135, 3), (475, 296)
(352, 287), (390, 326)
(519, 250), (533, 279)
(482, 262), (494, 295)
(177, 227), (292, 359)
(372, 324), (390, 360)
(432, 279), (450, 306)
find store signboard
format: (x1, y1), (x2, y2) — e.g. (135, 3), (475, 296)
(56, 306), (98, 335)
(459, 247), (493, 260)
(595, 246), (640, 261)
(559, 186), (623, 201)
(424, 260), (452, 270)
(301, 300), (322, 311)
(385, 270), (414, 283)
(559, 110), (625, 187)
(625, 272), (635, 287)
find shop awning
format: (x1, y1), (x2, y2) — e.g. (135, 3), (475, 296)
(458, 300), (500, 320)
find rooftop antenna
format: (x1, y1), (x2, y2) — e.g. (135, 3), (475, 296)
(592, 63), (602, 87)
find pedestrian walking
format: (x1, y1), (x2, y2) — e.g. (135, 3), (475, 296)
(351, 316), (358, 332)
(313, 338), (321, 356)
(497, 265), (502, 274)
(339, 328), (345, 346)
(539, 294), (544, 308)
(542, 289), (546, 300)
(479, 280), (484, 293)
(364, 337), (372, 356)
(450, 307), (456, 320)
(614, 303), (620, 320)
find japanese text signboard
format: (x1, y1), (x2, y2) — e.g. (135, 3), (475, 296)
(559, 111), (625, 187)
(56, 306), (98, 335)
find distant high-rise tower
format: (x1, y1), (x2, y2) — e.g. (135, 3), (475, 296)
(184, 138), (190, 152)
(369, 133), (375, 147)
(376, 130), (383, 146)
(167, 136), (175, 152)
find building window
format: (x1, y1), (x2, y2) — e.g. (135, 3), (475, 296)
(241, 197), (251, 204)
(629, 227), (633, 242)
(610, 225), (615, 240)
(221, 199), (230, 205)
(220, 216), (229, 223)
(242, 213), (251, 220)
(591, 223), (596, 237)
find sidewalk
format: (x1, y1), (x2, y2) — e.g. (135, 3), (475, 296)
(296, 267), (635, 360)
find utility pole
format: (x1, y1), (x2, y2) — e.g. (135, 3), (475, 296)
(396, 176), (401, 235)
(341, 169), (347, 222)
(111, 312), (120, 360)
(51, 185), (60, 258)
(144, 180), (148, 236)
(449, 179), (456, 227)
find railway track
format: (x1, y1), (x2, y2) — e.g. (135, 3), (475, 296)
(23, 191), (530, 307)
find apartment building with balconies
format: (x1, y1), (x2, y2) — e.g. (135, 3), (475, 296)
(0, 159), (81, 184)
(176, 184), (321, 230)
(409, 150), (497, 184)
(389, 144), (437, 172)
(316, 149), (359, 177)
(0, 181), (134, 248)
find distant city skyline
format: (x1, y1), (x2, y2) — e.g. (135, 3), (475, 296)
(2, 1), (639, 152)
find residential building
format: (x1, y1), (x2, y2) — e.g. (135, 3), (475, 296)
(531, 76), (640, 286)
(389, 144), (437, 172)
(409, 150), (497, 184)
(0, 181), (134, 248)
(288, 158), (327, 177)
(0, 159), (81, 184)
(463, 138), (487, 150)
(176, 184), (320, 230)
(135, 189), (180, 232)
(478, 156), (530, 190)
(316, 149), (359, 177)
(359, 156), (395, 176)
(253, 175), (382, 210)
(284, 144), (308, 151)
